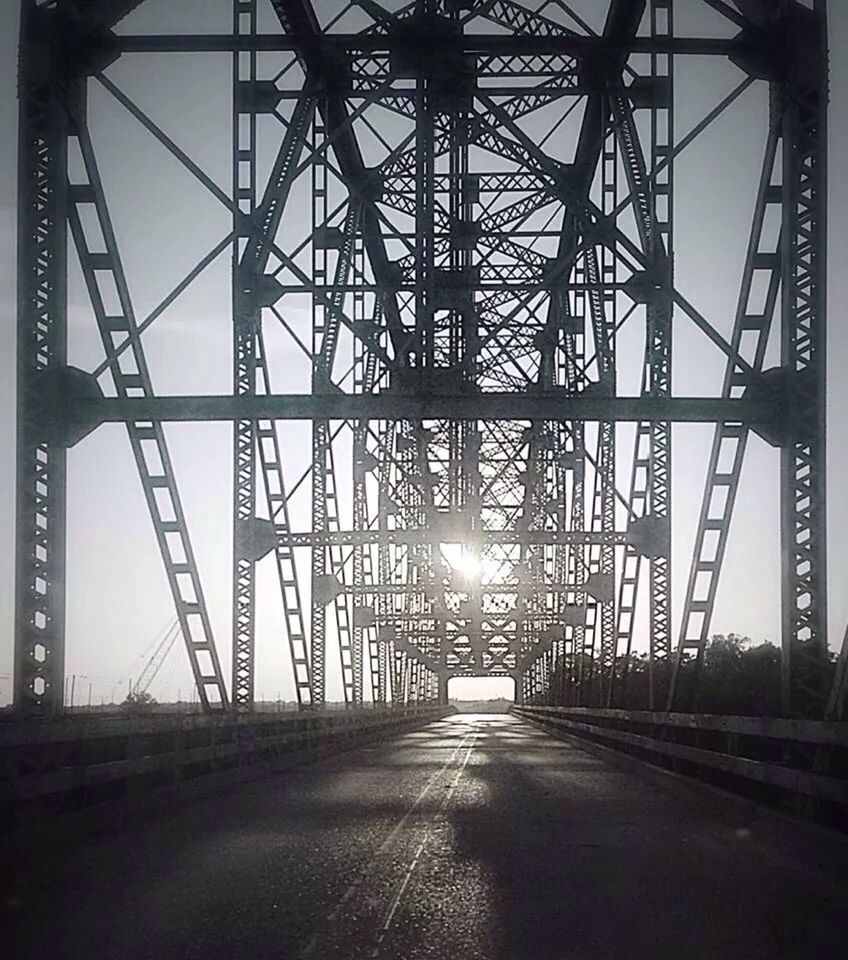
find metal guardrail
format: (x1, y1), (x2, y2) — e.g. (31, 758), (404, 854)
(512, 706), (848, 818)
(1, 705), (451, 815)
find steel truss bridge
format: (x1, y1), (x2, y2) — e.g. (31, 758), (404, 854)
(13, 0), (847, 724)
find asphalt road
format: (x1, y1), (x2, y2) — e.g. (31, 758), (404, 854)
(8, 714), (848, 960)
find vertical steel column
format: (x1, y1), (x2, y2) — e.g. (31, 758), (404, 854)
(326, 446), (356, 704)
(378, 628), (389, 704)
(14, 2), (69, 714)
(780, 4), (828, 717)
(378, 424), (398, 702)
(561, 254), (588, 705)
(585, 259), (617, 705)
(319, 210), (360, 705)
(352, 230), (370, 705)
(646, 0), (674, 708)
(596, 113), (619, 705)
(248, 95), (315, 708)
(610, 5), (674, 710)
(231, 0), (258, 709)
(310, 103), (329, 707)
(395, 647), (408, 706)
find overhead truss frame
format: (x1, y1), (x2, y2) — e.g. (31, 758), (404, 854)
(14, 0), (835, 721)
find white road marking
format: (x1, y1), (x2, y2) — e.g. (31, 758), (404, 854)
(297, 726), (478, 960)
(369, 732), (479, 958)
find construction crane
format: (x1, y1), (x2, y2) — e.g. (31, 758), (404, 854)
(133, 619), (181, 698)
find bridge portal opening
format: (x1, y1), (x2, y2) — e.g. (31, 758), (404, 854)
(447, 677), (515, 713)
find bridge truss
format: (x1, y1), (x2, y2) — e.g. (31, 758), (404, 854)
(15, 0), (840, 719)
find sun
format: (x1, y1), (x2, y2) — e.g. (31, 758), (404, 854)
(452, 551), (481, 580)
(441, 543), (482, 582)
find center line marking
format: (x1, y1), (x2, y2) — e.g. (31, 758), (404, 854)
(369, 731), (479, 958)
(297, 726), (477, 960)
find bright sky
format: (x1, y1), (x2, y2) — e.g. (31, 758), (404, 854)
(1, 1), (846, 706)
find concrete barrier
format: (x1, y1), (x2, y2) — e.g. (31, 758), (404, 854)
(1, 704), (453, 838)
(513, 705), (848, 828)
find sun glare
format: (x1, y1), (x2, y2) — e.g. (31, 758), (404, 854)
(452, 551), (481, 579)
(440, 543), (482, 582)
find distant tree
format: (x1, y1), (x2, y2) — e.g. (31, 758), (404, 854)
(557, 633), (784, 715)
(697, 634), (781, 715)
(121, 690), (158, 715)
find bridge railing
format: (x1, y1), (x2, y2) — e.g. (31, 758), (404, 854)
(1, 704), (451, 832)
(513, 705), (848, 827)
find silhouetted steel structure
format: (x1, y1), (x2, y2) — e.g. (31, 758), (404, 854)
(16, 0), (842, 720)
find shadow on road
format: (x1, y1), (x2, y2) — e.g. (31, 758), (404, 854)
(448, 716), (845, 960)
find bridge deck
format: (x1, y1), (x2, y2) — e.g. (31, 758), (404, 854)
(9, 714), (846, 959)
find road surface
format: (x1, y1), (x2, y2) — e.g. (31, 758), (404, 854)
(8, 714), (847, 959)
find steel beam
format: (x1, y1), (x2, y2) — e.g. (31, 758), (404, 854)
(112, 34), (741, 56)
(14, 3), (69, 715)
(231, 0), (259, 712)
(779, 4), (828, 718)
(66, 395), (776, 427)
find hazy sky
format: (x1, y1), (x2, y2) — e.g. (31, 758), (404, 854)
(1, 0), (846, 706)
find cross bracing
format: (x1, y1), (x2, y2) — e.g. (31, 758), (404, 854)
(14, 0), (842, 720)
